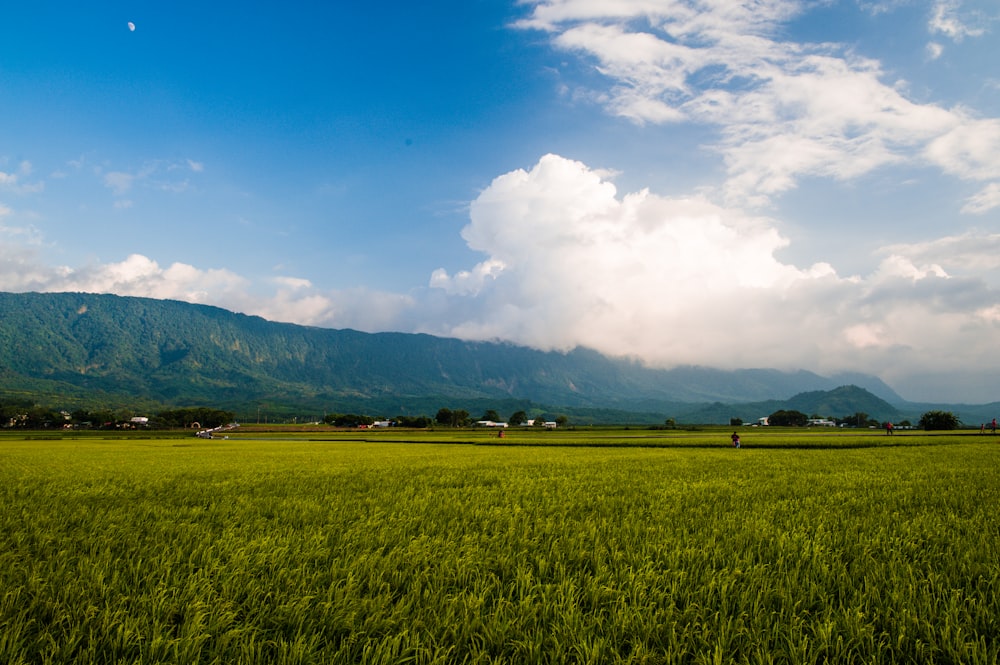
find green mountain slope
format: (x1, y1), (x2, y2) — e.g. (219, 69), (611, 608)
(675, 384), (945, 425)
(0, 291), (912, 419)
(785, 385), (900, 419)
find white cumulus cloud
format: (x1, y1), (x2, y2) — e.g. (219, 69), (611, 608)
(427, 154), (1000, 399)
(0, 245), (419, 338)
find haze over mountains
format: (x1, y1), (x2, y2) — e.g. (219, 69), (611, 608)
(0, 292), (994, 425)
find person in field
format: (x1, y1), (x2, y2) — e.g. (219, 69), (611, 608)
(731, 431), (740, 448)
(885, 421), (893, 435)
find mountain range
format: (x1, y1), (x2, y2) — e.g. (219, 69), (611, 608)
(0, 291), (995, 424)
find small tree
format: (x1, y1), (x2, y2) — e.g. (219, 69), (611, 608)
(481, 410), (501, 423)
(509, 410), (528, 426)
(450, 409), (470, 427)
(435, 408), (452, 426)
(395, 415), (432, 428)
(919, 410), (960, 431)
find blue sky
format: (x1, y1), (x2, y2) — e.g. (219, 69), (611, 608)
(2, 0), (999, 403)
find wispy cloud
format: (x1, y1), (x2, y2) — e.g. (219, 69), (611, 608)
(103, 172), (136, 196)
(962, 183), (1000, 214)
(0, 160), (45, 195)
(925, 118), (1000, 181)
(881, 231), (1000, 272)
(517, 0), (1000, 210)
(929, 0), (987, 41)
(0, 208), (43, 242)
(857, 0), (909, 17)
(101, 159), (202, 201)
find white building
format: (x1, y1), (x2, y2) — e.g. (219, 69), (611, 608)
(518, 420), (558, 429)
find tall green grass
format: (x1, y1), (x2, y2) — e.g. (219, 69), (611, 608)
(1, 433), (997, 663)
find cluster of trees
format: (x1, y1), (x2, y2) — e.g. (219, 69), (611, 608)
(1, 400), (72, 429)
(918, 410), (961, 431)
(320, 410), (467, 428)
(394, 415), (435, 428)
(435, 408), (470, 427)
(155, 408), (236, 429)
(2, 398), (568, 431)
(730, 408), (961, 431)
(759, 410), (901, 427)
(432, 408), (569, 428)
(323, 413), (376, 427)
(0, 400), (236, 430)
(318, 408), (567, 429)
(0, 402), (147, 429)
(320, 413), (435, 428)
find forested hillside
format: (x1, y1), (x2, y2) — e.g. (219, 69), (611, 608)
(0, 291), (908, 420)
(673, 385), (905, 424)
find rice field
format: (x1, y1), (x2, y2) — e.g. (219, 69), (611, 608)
(1, 428), (997, 664)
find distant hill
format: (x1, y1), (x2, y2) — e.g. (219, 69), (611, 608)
(674, 385), (905, 424)
(0, 291), (978, 423)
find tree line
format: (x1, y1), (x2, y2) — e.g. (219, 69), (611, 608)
(3, 398), (963, 431)
(0, 401), (236, 430)
(322, 408), (569, 429)
(729, 409), (961, 430)
(1, 399), (567, 431)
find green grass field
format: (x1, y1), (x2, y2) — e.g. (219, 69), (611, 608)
(1, 428), (997, 664)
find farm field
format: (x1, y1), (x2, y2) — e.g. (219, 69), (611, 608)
(1, 428), (997, 664)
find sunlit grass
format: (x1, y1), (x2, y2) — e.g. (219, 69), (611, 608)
(1, 431), (997, 663)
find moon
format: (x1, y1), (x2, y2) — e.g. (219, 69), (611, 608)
(127, 21), (136, 32)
